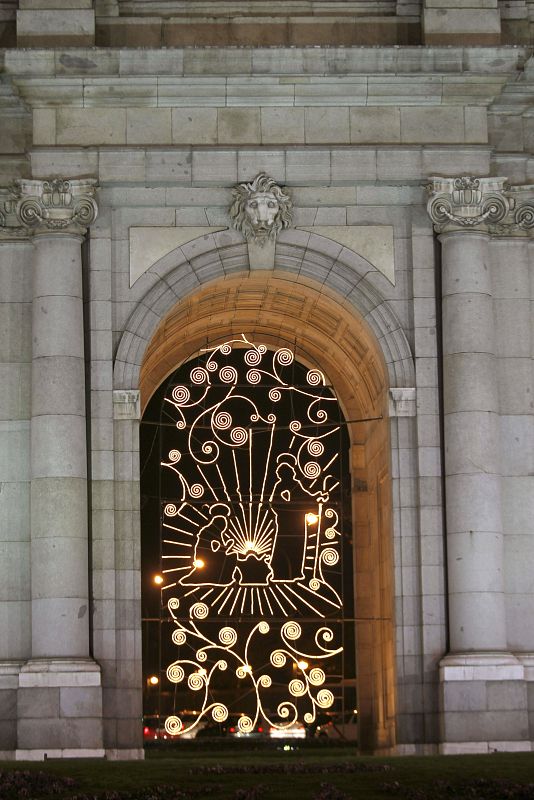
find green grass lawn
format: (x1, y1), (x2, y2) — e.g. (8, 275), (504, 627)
(2, 746), (534, 800)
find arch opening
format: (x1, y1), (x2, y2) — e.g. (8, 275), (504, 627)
(139, 273), (396, 751)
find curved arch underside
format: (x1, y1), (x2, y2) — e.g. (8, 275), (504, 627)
(140, 271), (388, 420)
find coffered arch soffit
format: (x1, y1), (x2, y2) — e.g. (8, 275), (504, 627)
(114, 229), (414, 413)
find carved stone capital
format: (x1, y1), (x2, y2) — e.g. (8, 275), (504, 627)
(426, 176), (511, 234)
(11, 178), (98, 236)
(229, 172), (292, 246)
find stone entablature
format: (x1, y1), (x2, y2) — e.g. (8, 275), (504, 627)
(427, 176), (534, 235)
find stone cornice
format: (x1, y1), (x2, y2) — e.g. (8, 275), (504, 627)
(7, 178), (98, 236)
(426, 176), (534, 236)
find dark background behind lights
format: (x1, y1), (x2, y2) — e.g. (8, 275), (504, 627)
(140, 347), (356, 731)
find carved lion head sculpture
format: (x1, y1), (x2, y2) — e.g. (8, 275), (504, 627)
(229, 173), (292, 245)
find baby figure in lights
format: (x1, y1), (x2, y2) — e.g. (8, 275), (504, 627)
(159, 336), (346, 738)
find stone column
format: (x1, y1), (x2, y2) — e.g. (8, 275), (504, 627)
(13, 178), (104, 759)
(427, 176), (529, 753)
(0, 202), (33, 758)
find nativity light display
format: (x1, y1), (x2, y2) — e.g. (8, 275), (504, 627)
(158, 335), (347, 737)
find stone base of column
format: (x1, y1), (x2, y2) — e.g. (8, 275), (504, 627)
(438, 652), (531, 754)
(0, 661), (25, 759)
(16, 658), (104, 759)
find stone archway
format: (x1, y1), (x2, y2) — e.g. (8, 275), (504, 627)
(137, 271), (397, 751)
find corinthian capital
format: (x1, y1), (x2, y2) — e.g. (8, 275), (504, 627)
(426, 177), (511, 233)
(12, 178), (98, 235)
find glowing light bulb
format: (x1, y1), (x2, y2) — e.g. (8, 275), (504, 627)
(193, 558), (205, 569)
(245, 540), (254, 551)
(297, 660), (308, 670)
(198, 668), (207, 676)
(305, 512), (319, 525)
(243, 664), (252, 673)
(153, 574), (164, 586)
(148, 675), (159, 686)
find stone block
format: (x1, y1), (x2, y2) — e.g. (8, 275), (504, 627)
(30, 147), (99, 180)
(400, 107), (465, 144)
(218, 108), (261, 145)
(32, 108), (56, 146)
(18, 687), (59, 719)
(305, 107), (349, 144)
(17, 9), (95, 46)
(171, 108), (217, 145)
(330, 149), (376, 182)
(0, 363), (30, 421)
(192, 150), (237, 185)
(60, 687), (102, 717)
(146, 149), (192, 184)
(99, 150), (145, 184)
(260, 108), (304, 145)
(126, 108), (171, 146)
(350, 107), (401, 144)
(56, 108), (126, 146)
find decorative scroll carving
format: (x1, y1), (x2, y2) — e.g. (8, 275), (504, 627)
(11, 178), (98, 235)
(229, 173), (292, 246)
(426, 177), (511, 233)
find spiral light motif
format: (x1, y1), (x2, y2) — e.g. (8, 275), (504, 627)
(197, 649), (207, 661)
(219, 366), (238, 384)
(238, 715), (254, 733)
(271, 650), (286, 668)
(230, 427), (248, 445)
(282, 621), (302, 641)
(214, 411), (232, 430)
(303, 461), (320, 479)
(165, 716), (183, 735)
(236, 665), (249, 679)
(246, 369), (261, 384)
(217, 659), (228, 671)
(277, 702), (297, 722)
(309, 668), (325, 686)
(206, 359), (218, 372)
(172, 629), (187, 646)
(189, 483), (204, 498)
(269, 388), (281, 402)
(219, 627), (237, 646)
(318, 627), (334, 643)
(309, 578), (320, 591)
(212, 704), (228, 722)
(191, 367), (208, 384)
(258, 621), (270, 634)
(191, 602), (209, 619)
(168, 597), (180, 611)
(188, 672), (205, 691)
(220, 344), (232, 355)
(317, 689), (334, 708)
(325, 528), (336, 540)
(307, 369), (323, 386)
(259, 674), (272, 688)
(164, 503), (178, 517)
(322, 548), (339, 566)
(289, 679), (306, 697)
(245, 349), (262, 366)
(168, 450), (181, 463)
(289, 420), (301, 433)
(308, 440), (324, 456)
(276, 348), (294, 366)
(172, 386), (190, 404)
(304, 713), (314, 724)
(167, 664), (185, 683)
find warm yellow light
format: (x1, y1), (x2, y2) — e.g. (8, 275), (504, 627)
(305, 513), (319, 525)
(245, 540), (255, 551)
(243, 664), (252, 673)
(297, 660), (308, 670)
(198, 668), (207, 676)
(193, 559), (205, 568)
(148, 675), (159, 686)
(153, 574), (164, 586)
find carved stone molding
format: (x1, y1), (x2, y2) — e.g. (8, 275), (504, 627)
(389, 388), (416, 418)
(113, 390), (140, 421)
(229, 172), (292, 246)
(426, 177), (511, 233)
(426, 176), (534, 236)
(10, 178), (98, 236)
